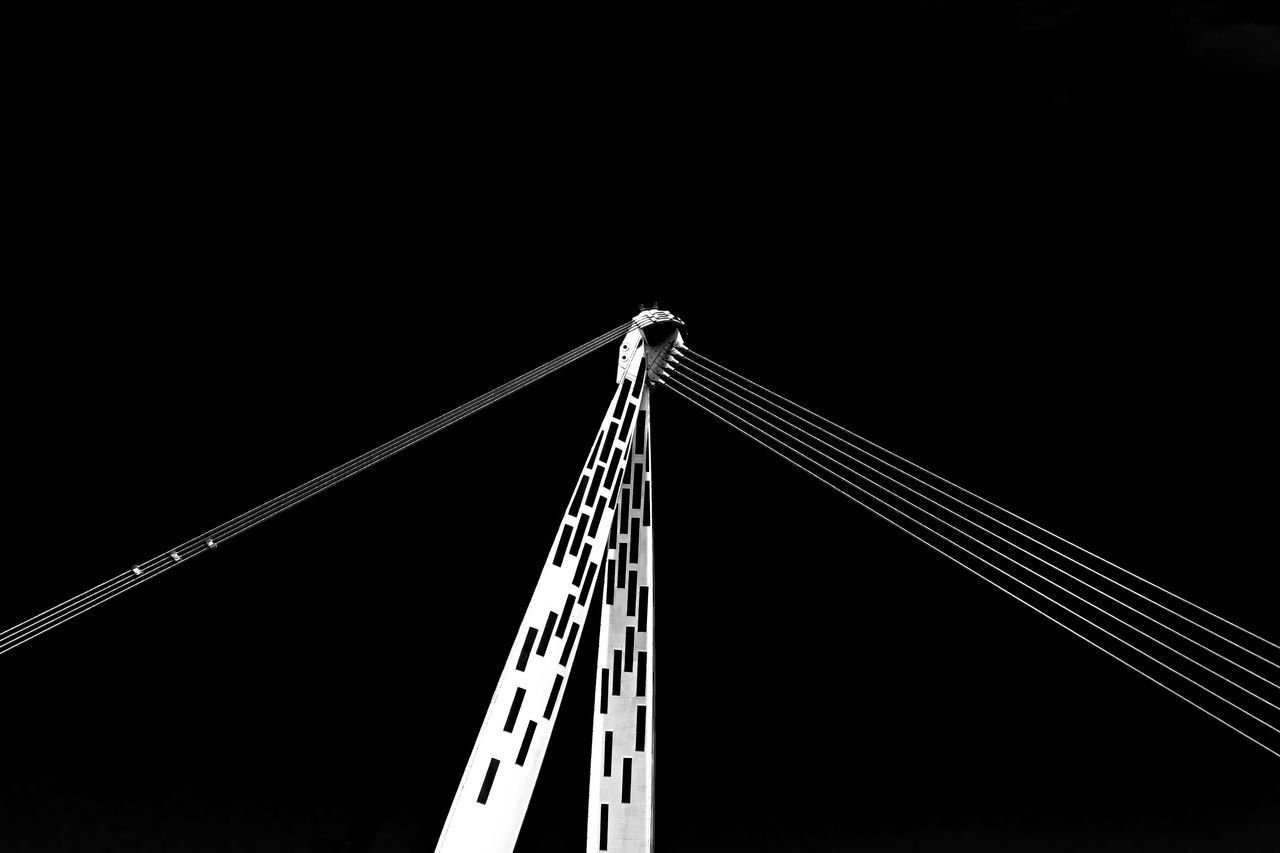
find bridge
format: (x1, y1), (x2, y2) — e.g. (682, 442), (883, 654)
(3, 307), (1276, 852)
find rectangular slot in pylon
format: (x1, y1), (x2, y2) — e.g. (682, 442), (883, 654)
(516, 721), (536, 766)
(477, 759), (499, 805)
(573, 551), (592, 587)
(516, 628), (537, 672)
(585, 465), (604, 506)
(536, 612), (556, 656)
(503, 688), (525, 733)
(570, 520), (588, 557)
(581, 562), (599, 600)
(556, 597), (574, 637)
(588, 496), (608, 537)
(600, 423), (618, 462)
(544, 674), (564, 720)
(559, 623), (580, 667)
(613, 381), (630, 416)
(569, 475), (588, 516)
(553, 523), (573, 567)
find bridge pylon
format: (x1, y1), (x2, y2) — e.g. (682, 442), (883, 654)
(437, 310), (682, 853)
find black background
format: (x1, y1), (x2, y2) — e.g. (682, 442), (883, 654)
(4, 3), (1278, 851)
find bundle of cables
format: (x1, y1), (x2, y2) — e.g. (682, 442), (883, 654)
(658, 343), (1279, 758)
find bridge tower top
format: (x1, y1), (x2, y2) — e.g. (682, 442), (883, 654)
(618, 307), (684, 384)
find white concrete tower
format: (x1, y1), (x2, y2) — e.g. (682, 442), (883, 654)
(436, 309), (682, 853)
(586, 382), (657, 852)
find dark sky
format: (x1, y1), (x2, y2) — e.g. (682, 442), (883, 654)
(5, 5), (1278, 852)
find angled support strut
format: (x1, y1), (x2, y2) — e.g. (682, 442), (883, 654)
(437, 310), (682, 853)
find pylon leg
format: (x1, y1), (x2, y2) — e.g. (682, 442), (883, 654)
(435, 347), (649, 853)
(587, 385), (656, 852)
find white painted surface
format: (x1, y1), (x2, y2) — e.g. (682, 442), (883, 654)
(435, 344), (648, 853)
(586, 385), (656, 853)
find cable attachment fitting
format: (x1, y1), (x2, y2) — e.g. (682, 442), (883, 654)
(170, 552), (181, 562)
(648, 340), (684, 385)
(618, 307), (685, 384)
(206, 538), (217, 549)
(132, 565), (143, 576)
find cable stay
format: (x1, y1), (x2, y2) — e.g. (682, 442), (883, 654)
(670, 365), (1280, 694)
(655, 344), (1279, 759)
(669, 370), (1280, 709)
(680, 348), (1280, 662)
(0, 318), (655, 657)
(3, 307), (1274, 853)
